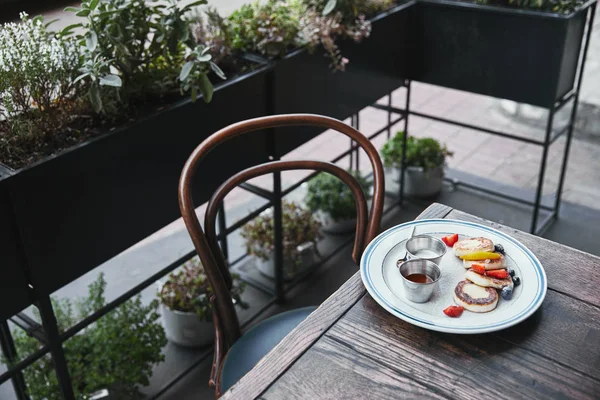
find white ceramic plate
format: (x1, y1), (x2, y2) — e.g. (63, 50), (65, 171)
(360, 219), (547, 334)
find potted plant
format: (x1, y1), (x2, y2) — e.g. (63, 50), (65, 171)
(4, 274), (167, 400)
(241, 201), (322, 280)
(381, 131), (453, 198)
(305, 170), (372, 234)
(158, 256), (246, 347)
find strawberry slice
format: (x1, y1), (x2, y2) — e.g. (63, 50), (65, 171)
(487, 269), (509, 279)
(442, 233), (459, 247)
(471, 264), (486, 275)
(443, 305), (464, 318)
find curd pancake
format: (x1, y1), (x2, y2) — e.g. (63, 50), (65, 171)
(453, 237), (494, 257)
(463, 254), (505, 270)
(453, 280), (498, 313)
(465, 270), (514, 290)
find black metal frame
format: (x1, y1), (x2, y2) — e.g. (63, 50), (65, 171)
(0, 2), (595, 399)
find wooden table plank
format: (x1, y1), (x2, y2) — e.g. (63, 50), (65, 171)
(221, 203), (453, 399)
(260, 335), (448, 400)
(221, 273), (366, 400)
(445, 208), (600, 307)
(326, 295), (600, 399)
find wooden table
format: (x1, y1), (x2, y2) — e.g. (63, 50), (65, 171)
(222, 203), (600, 399)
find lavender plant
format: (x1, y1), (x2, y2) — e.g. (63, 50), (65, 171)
(0, 13), (86, 168)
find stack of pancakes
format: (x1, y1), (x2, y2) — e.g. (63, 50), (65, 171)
(453, 238), (513, 313)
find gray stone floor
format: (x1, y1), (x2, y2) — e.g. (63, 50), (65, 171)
(1, 1), (599, 399)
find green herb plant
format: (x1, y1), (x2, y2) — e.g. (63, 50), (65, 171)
(4, 273), (167, 400)
(0, 13), (86, 169)
(227, 0), (301, 58)
(241, 201), (322, 266)
(305, 170), (372, 221)
(159, 256), (247, 322)
(64, 0), (224, 113)
(380, 131), (453, 173)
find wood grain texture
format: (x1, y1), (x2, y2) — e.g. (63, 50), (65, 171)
(220, 273), (366, 400)
(415, 202), (454, 220)
(445, 208), (600, 307)
(260, 335), (448, 400)
(327, 295), (600, 400)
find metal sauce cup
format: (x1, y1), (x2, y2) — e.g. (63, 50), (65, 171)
(406, 235), (447, 265)
(398, 259), (441, 303)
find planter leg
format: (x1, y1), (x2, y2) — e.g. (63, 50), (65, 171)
(399, 80), (412, 206)
(554, 2), (597, 219)
(273, 171), (285, 304)
(387, 92), (392, 139)
(531, 108), (554, 234)
(0, 321), (28, 400)
(36, 295), (75, 400)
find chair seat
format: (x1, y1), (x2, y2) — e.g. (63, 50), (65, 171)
(220, 306), (317, 392)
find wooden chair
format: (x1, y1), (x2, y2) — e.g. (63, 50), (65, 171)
(178, 114), (385, 397)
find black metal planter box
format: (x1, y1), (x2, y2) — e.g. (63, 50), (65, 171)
(412, 0), (593, 107)
(0, 65), (271, 296)
(268, 2), (413, 157)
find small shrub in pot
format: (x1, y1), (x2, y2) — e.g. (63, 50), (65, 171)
(305, 170), (372, 233)
(158, 257), (246, 347)
(241, 201), (322, 279)
(4, 273), (166, 399)
(380, 131), (453, 197)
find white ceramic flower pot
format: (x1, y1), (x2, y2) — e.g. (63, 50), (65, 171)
(161, 304), (214, 348)
(255, 246), (316, 281)
(385, 165), (444, 198)
(318, 211), (357, 235)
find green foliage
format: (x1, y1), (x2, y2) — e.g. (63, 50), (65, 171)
(0, 13), (86, 168)
(65, 0), (218, 113)
(159, 256), (247, 322)
(305, 170), (371, 221)
(380, 131), (453, 172)
(241, 201), (322, 264)
(4, 274), (167, 400)
(227, 0), (301, 57)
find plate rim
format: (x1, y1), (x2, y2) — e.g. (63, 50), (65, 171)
(360, 218), (548, 334)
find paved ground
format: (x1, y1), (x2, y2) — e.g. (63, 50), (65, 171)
(1, 1), (599, 399)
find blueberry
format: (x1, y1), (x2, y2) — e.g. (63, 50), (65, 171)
(507, 268), (515, 277)
(501, 286), (513, 300)
(494, 244), (505, 254)
(512, 276), (521, 287)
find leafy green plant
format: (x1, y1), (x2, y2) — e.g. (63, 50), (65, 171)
(64, 0), (222, 113)
(241, 201), (322, 265)
(227, 0), (301, 57)
(4, 273), (166, 400)
(381, 132), (453, 172)
(159, 256), (247, 322)
(0, 13), (86, 169)
(305, 170), (372, 221)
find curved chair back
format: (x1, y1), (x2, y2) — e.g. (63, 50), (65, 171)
(178, 114), (385, 394)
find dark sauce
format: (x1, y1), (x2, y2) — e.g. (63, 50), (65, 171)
(405, 273), (433, 284)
